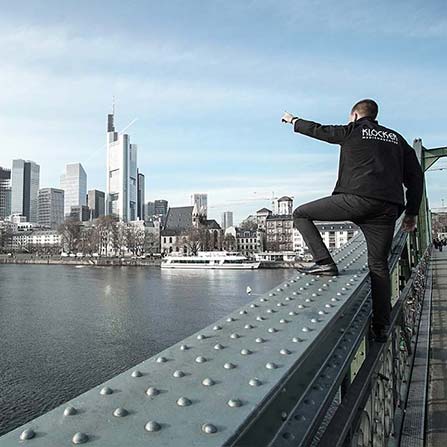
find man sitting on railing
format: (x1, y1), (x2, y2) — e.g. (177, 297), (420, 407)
(281, 99), (423, 342)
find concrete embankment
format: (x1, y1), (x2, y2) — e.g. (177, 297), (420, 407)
(0, 257), (161, 267)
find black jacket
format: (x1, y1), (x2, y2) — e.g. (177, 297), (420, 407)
(294, 116), (424, 215)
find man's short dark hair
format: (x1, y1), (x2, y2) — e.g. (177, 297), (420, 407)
(351, 99), (378, 120)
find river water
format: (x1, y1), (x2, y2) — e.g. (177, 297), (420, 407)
(0, 265), (291, 435)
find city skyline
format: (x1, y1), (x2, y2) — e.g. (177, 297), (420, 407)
(0, 1), (446, 223)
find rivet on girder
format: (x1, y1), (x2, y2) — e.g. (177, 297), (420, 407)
(292, 337), (303, 343)
(177, 397), (192, 407)
(255, 337), (265, 343)
(156, 356), (168, 363)
(245, 324), (254, 329)
(131, 370), (143, 377)
(230, 333), (240, 339)
(249, 378), (262, 386)
(197, 334), (207, 340)
(202, 423), (218, 434)
(113, 408), (128, 417)
(19, 429), (35, 441)
(224, 362), (236, 369)
(173, 370), (185, 378)
(213, 325), (222, 330)
(260, 298), (268, 302)
(285, 297), (293, 301)
(146, 386), (160, 396)
(266, 309), (276, 313)
(302, 327), (310, 332)
(305, 298), (312, 303)
(180, 344), (189, 351)
(227, 317), (235, 322)
(72, 432), (89, 444)
(64, 406), (77, 416)
(250, 304), (258, 308)
(266, 362), (278, 369)
(228, 399), (243, 407)
(268, 327), (277, 333)
(214, 343), (225, 350)
(298, 304), (305, 309)
(202, 377), (215, 386)
(256, 316), (265, 321)
(280, 348), (291, 355)
(292, 291), (299, 295)
(310, 318), (318, 323)
(145, 421), (161, 432)
(269, 293), (276, 297)
(195, 356), (207, 363)
(100, 386), (113, 395)
(240, 310), (248, 315)
(280, 319), (288, 324)
(277, 288), (283, 292)
(289, 311), (297, 316)
(241, 348), (252, 355)
(277, 303), (284, 307)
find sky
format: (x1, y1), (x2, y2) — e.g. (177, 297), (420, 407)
(0, 0), (446, 224)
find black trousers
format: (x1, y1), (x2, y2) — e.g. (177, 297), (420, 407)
(293, 193), (400, 328)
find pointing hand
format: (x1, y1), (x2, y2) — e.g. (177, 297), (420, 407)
(281, 111), (295, 124)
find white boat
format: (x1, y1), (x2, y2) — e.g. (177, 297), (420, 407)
(161, 251), (261, 269)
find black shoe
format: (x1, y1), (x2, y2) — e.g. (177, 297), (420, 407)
(372, 325), (390, 343)
(296, 262), (339, 276)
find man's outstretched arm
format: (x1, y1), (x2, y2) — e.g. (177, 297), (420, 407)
(281, 112), (350, 145)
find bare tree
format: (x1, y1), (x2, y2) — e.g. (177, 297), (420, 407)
(223, 234), (237, 251)
(58, 220), (82, 253)
(240, 216), (258, 231)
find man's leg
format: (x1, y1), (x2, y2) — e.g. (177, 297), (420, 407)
(293, 194), (364, 263)
(358, 222), (395, 329)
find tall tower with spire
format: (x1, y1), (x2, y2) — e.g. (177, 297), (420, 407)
(106, 111), (138, 221)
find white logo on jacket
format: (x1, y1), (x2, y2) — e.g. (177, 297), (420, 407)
(362, 128), (398, 144)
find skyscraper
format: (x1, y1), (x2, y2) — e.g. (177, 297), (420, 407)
(221, 211), (234, 230)
(88, 189), (105, 219)
(11, 159), (40, 222)
(38, 188), (64, 229)
(145, 201), (155, 221)
(106, 113), (138, 221)
(137, 170), (145, 221)
(0, 167), (11, 219)
(192, 193), (208, 217)
(60, 163), (87, 216)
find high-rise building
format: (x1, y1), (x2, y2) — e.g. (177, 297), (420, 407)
(192, 193), (207, 217)
(60, 163), (87, 217)
(137, 170), (145, 221)
(0, 167), (11, 219)
(88, 189), (105, 219)
(38, 188), (64, 229)
(70, 205), (90, 222)
(154, 200), (168, 217)
(106, 113), (138, 221)
(221, 211), (234, 230)
(11, 159), (40, 222)
(145, 201), (155, 221)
